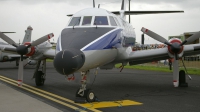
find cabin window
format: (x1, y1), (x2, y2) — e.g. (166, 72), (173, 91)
(68, 17), (81, 26)
(82, 16), (92, 26)
(109, 16), (117, 26)
(94, 16), (108, 25)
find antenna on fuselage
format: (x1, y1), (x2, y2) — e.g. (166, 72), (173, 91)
(141, 34), (144, 45)
(120, 0), (126, 19)
(121, 0), (124, 10)
(128, 0), (131, 23)
(93, 0), (95, 8)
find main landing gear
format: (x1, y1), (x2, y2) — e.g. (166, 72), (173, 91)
(179, 70), (188, 87)
(75, 70), (96, 103)
(16, 58), (19, 66)
(33, 59), (46, 86)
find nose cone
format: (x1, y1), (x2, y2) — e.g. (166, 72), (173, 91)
(53, 48), (85, 75)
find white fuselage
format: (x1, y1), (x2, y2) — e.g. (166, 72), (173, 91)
(56, 8), (136, 74)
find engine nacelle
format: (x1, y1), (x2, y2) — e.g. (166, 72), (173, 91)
(27, 60), (37, 65)
(54, 48), (85, 75)
(2, 56), (11, 61)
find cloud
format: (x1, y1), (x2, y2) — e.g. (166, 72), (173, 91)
(0, 0), (199, 44)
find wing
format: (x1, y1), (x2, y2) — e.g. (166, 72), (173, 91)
(127, 44), (200, 65)
(43, 49), (56, 59)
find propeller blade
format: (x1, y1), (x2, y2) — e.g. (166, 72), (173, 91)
(0, 31), (18, 47)
(28, 33), (54, 47)
(181, 31), (200, 45)
(172, 58), (179, 87)
(141, 27), (171, 46)
(175, 53), (178, 60)
(17, 57), (24, 86)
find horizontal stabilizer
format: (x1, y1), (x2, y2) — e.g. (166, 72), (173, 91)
(1, 32), (16, 33)
(111, 10), (184, 15)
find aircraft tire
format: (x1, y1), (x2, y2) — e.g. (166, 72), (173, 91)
(85, 89), (96, 102)
(35, 71), (45, 86)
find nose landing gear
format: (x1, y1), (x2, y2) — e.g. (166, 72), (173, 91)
(75, 70), (96, 103)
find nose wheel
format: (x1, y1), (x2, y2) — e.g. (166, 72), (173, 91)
(76, 89), (96, 102)
(75, 70), (96, 103)
(86, 89), (95, 102)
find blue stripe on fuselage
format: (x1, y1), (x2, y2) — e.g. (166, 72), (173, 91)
(83, 29), (122, 51)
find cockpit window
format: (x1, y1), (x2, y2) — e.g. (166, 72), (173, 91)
(82, 16), (92, 26)
(68, 17), (81, 26)
(109, 16), (117, 26)
(94, 16), (108, 25)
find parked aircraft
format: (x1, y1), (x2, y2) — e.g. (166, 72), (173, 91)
(0, 26), (54, 86)
(0, 26), (33, 66)
(0, 0), (200, 102)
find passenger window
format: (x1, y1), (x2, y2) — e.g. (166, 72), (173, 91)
(94, 16), (108, 25)
(68, 17), (81, 26)
(82, 16), (92, 26)
(109, 16), (117, 26)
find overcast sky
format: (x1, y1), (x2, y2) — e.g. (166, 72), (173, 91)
(0, 0), (200, 44)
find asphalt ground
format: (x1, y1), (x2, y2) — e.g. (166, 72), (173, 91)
(0, 61), (200, 112)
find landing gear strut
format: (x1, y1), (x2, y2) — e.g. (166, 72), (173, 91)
(179, 70), (188, 87)
(16, 58), (19, 66)
(75, 70), (96, 103)
(33, 59), (46, 86)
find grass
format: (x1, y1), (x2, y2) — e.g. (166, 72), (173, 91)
(46, 59), (53, 62)
(115, 64), (200, 75)
(46, 58), (200, 75)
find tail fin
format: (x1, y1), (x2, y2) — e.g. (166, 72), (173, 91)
(22, 26), (32, 44)
(120, 0), (127, 19)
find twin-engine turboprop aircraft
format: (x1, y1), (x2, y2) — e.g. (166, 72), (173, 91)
(0, 26), (33, 66)
(0, 0), (200, 102)
(0, 26), (54, 86)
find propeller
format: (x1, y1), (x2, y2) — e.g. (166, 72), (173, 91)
(172, 58), (179, 87)
(141, 27), (200, 87)
(0, 32), (54, 86)
(181, 32), (200, 45)
(0, 31), (18, 47)
(141, 27), (200, 60)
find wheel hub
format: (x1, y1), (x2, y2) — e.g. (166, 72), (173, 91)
(89, 92), (94, 100)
